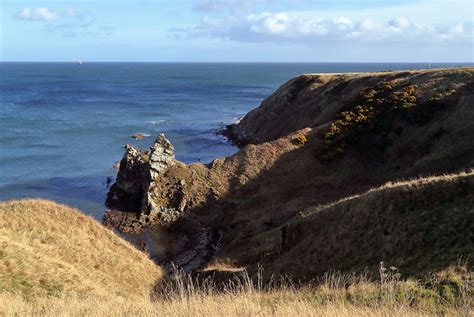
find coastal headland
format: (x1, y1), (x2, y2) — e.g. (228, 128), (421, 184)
(105, 67), (474, 281)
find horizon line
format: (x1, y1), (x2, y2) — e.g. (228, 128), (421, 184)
(1, 61), (473, 64)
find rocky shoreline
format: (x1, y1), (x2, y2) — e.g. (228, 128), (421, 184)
(104, 68), (474, 281)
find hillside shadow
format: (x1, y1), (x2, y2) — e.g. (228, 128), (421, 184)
(145, 77), (474, 288)
(163, 115), (474, 286)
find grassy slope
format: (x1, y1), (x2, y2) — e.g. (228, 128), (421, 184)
(0, 199), (162, 298)
(208, 68), (474, 279)
(1, 199), (470, 316)
(0, 293), (466, 316)
(1, 266), (471, 316)
(262, 170), (474, 280)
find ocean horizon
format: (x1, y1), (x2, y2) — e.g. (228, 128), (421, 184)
(1, 62), (473, 218)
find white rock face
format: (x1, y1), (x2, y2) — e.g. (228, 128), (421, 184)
(149, 133), (175, 180)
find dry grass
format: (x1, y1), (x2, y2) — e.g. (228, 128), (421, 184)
(0, 199), (472, 315)
(0, 293), (458, 317)
(0, 199), (162, 298)
(268, 169), (474, 281)
(301, 168), (474, 218)
(1, 265), (471, 316)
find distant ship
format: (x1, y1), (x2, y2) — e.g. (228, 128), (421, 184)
(77, 60), (84, 65)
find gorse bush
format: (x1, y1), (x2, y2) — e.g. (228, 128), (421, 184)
(293, 133), (308, 146)
(317, 81), (423, 161)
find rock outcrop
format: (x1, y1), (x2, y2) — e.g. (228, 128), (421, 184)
(106, 144), (149, 213)
(105, 68), (474, 281)
(149, 134), (175, 179)
(106, 134), (181, 225)
(105, 134), (210, 271)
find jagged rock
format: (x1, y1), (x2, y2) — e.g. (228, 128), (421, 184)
(106, 133), (184, 225)
(106, 144), (149, 212)
(149, 134), (175, 180)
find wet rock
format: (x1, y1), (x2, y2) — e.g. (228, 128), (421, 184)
(132, 133), (147, 140)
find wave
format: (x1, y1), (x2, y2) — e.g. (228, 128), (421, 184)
(147, 120), (166, 125)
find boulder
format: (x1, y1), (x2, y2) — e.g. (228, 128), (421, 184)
(132, 133), (147, 140)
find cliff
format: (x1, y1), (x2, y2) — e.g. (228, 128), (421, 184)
(105, 67), (474, 281)
(225, 68), (474, 147)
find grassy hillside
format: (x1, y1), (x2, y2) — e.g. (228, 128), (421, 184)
(0, 199), (162, 298)
(1, 199), (470, 316)
(261, 170), (474, 280)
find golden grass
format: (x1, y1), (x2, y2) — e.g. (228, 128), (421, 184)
(1, 266), (471, 316)
(0, 293), (460, 317)
(0, 199), (471, 315)
(0, 199), (162, 298)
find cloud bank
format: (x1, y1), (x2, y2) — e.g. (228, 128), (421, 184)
(172, 11), (473, 46)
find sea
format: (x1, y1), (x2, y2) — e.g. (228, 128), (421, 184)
(1, 62), (471, 219)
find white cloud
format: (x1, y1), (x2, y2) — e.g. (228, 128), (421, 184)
(249, 12), (289, 34)
(172, 11), (472, 46)
(16, 8), (59, 22)
(15, 7), (115, 38)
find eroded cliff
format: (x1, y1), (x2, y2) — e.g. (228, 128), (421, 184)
(105, 68), (474, 280)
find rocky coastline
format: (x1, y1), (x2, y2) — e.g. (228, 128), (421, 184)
(104, 67), (474, 281)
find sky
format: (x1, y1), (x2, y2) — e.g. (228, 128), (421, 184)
(0, 0), (473, 62)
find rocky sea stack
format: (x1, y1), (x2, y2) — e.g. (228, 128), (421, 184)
(105, 134), (182, 227)
(105, 68), (474, 281)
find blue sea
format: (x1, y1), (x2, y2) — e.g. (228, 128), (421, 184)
(0, 62), (471, 219)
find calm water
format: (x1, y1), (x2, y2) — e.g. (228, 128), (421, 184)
(0, 62), (471, 218)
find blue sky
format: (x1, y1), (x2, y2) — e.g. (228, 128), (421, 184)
(1, 0), (473, 62)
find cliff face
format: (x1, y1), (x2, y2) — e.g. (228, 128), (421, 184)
(105, 68), (474, 280)
(225, 68), (474, 148)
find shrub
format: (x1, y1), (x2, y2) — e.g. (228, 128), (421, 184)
(317, 82), (421, 161)
(293, 133), (308, 146)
